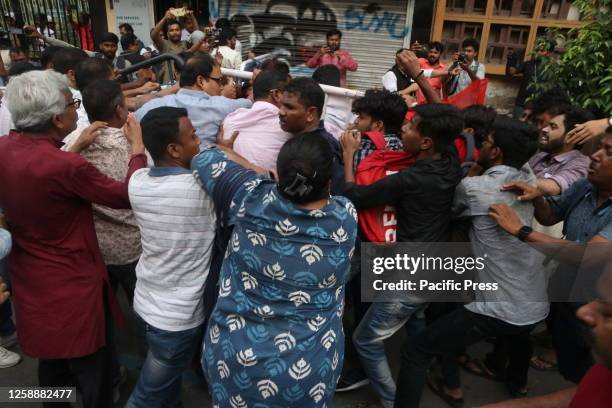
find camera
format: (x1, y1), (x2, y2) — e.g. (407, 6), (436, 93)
(458, 53), (468, 64)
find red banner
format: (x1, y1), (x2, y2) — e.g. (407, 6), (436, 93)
(443, 79), (489, 108)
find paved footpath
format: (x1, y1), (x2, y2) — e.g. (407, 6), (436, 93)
(1, 294), (571, 408)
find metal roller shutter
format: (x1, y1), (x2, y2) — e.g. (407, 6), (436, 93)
(214, 0), (413, 91)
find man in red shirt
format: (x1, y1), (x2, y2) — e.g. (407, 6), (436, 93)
(478, 259), (612, 408)
(413, 41), (446, 104)
(306, 29), (358, 88)
(0, 70), (146, 408)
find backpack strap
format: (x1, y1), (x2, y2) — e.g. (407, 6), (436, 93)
(363, 131), (386, 151)
(461, 131), (476, 163)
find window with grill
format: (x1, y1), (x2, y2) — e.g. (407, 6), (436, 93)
(432, 0), (583, 75)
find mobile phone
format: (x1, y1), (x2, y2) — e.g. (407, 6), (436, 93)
(172, 7), (186, 17)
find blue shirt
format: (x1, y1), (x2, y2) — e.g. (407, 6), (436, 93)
(192, 148), (357, 407)
(548, 178), (612, 242)
(134, 89), (252, 146)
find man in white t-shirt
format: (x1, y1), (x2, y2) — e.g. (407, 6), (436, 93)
(126, 106), (216, 408)
(211, 28), (241, 70)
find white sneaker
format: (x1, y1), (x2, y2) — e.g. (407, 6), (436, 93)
(0, 332), (18, 348)
(0, 346), (21, 368)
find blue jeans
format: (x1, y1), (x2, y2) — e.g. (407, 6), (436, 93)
(353, 301), (425, 403)
(126, 321), (203, 408)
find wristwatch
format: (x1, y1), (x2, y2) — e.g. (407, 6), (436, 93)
(517, 225), (533, 242)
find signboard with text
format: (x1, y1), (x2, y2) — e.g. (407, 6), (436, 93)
(113, 0), (153, 49)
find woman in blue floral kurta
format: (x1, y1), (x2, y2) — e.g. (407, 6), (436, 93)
(193, 135), (357, 408)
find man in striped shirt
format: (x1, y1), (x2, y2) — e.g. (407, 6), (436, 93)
(127, 107), (216, 408)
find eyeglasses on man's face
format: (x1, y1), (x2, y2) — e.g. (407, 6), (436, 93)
(67, 98), (81, 109)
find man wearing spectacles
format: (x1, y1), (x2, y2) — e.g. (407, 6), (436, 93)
(0, 70), (147, 408)
(135, 53), (251, 146)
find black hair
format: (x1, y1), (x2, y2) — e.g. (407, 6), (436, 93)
(40, 45), (61, 69)
(462, 105), (497, 147)
(462, 38), (480, 52)
(82, 79), (123, 123)
(312, 64), (341, 87)
(326, 29), (342, 39)
(413, 104), (464, 153)
(179, 53), (216, 86)
(215, 18), (231, 29)
(283, 77), (325, 117)
(176, 51), (194, 74)
(277, 134), (334, 204)
(51, 47), (88, 74)
(544, 105), (595, 140)
(352, 89), (407, 135)
(531, 88), (571, 115)
(165, 19), (181, 34)
(120, 33), (138, 50)
(8, 61), (37, 77)
(141, 107), (189, 162)
(75, 58), (113, 90)
(490, 117), (538, 170)
(429, 41), (444, 53)
(261, 58), (290, 80)
(118, 23), (134, 33)
(253, 70), (288, 100)
(99, 32), (119, 45)
(219, 28), (237, 46)
(9, 46), (26, 56)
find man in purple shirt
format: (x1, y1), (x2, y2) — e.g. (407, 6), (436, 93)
(529, 105), (593, 196)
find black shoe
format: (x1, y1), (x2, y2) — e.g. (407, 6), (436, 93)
(336, 368), (370, 392)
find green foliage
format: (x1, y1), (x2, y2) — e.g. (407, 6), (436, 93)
(535, 0), (612, 116)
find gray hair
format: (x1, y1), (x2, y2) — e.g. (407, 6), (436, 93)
(5, 70), (71, 132)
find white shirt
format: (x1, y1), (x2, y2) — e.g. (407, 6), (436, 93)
(449, 60), (486, 96)
(213, 45), (242, 70)
(382, 69), (433, 92)
(223, 101), (290, 170)
(129, 168), (216, 331)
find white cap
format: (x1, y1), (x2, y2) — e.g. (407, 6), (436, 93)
(4, 12), (15, 19)
(47, 15), (52, 22)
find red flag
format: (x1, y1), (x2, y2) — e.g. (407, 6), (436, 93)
(443, 79), (489, 108)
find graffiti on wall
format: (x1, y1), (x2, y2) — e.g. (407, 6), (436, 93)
(344, 3), (410, 39)
(210, 0), (409, 64)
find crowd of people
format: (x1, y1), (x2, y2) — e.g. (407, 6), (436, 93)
(1, 7), (612, 408)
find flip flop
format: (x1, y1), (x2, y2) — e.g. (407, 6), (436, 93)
(529, 355), (558, 371)
(426, 375), (464, 408)
(506, 382), (528, 398)
(461, 358), (505, 382)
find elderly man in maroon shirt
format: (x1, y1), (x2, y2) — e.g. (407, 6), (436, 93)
(0, 70), (146, 408)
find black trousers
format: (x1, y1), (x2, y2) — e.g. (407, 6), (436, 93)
(38, 298), (114, 408)
(394, 307), (536, 408)
(553, 302), (593, 383)
(107, 261), (138, 307)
